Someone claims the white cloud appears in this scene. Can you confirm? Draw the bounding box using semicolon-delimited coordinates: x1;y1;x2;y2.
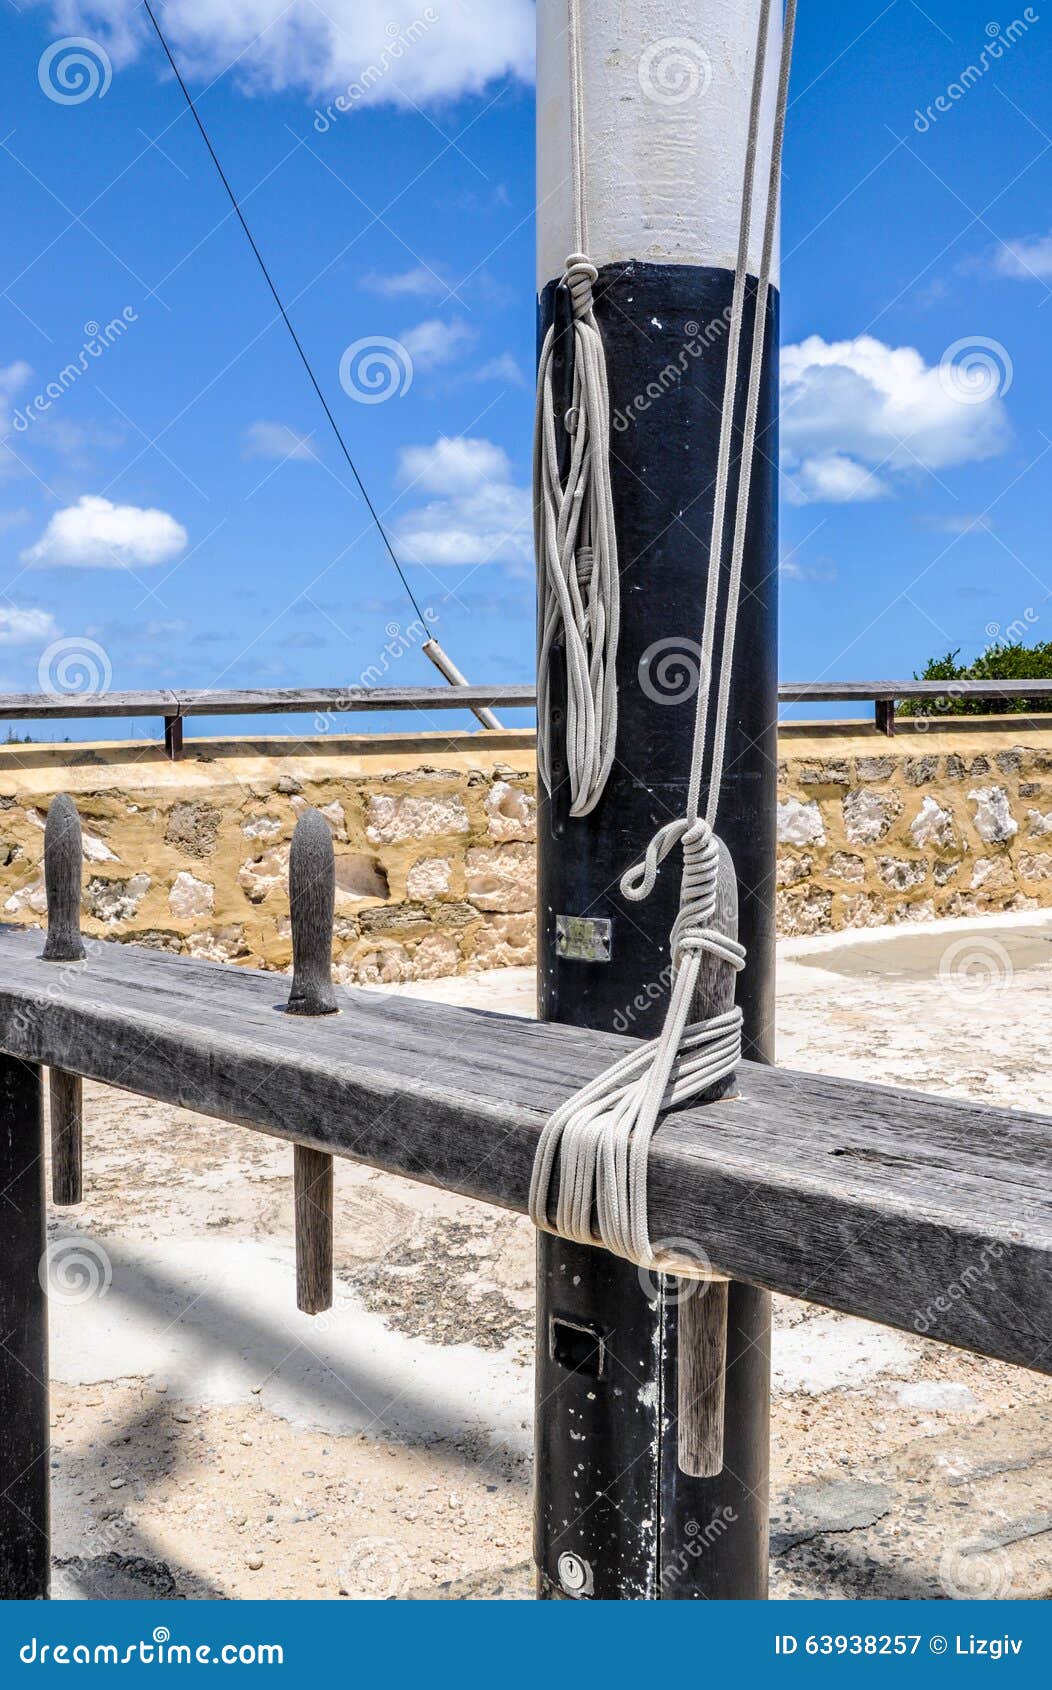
476;353;527;387
400;318;475;371
33;1;534;105
0;606;58;645
780;334;1010;504
243;420;317;461
362;267;450;299
396;436;531;570
992;232;1052;280
21;495;187;570
922;512;994;536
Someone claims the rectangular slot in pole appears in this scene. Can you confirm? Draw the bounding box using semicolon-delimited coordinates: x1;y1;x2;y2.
677;1279;729;1477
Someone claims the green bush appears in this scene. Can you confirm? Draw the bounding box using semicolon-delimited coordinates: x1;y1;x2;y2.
898;641;1052;717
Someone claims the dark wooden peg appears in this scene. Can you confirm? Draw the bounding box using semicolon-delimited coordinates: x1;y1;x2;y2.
675;835;739;1478
41;794;86;1207
286;808;338;1017
286;808;337;1315
41;793;85;963
49;1068;83;1207
294;1145;334;1316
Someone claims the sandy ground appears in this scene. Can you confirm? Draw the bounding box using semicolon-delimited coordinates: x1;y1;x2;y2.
42;910;1052;1601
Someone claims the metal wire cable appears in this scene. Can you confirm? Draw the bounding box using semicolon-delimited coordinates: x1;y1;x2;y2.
141;0;428;626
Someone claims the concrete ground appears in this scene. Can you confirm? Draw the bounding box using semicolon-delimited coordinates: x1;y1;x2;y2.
43;910;1051;1601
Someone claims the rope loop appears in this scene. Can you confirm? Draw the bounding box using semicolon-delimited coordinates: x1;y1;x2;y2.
563;252;598;318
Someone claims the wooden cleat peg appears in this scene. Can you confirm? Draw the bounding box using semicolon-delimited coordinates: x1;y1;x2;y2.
41;795;86;1206
286;809;337;1314
41;794;85;964
674;836;739;1478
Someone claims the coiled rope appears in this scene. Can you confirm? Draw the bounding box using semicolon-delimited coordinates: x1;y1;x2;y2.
530;0;797;1267
535;0;620;817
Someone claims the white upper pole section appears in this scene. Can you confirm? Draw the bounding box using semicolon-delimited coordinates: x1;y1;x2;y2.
537;0;782;289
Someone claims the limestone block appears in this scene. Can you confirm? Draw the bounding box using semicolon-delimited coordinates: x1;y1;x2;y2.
366;792;469;843
4;875;46;916
168;871;215;919
877;857;929;891
242;815;282;840
407;857;454;899
970;856;1015;892
840;893;887;929
909;796;955;850
472;913;536;968
777;796;825;847
776;887;832;936
968;786;1017;844
238;846;290;903
485;780;537;841
165;802;221;859
843;787;900;845
777;854;812;887
828;851;864;883
88;873;151;925
466;843;535;912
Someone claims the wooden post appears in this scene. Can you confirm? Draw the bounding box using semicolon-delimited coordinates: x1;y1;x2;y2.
286;809;337;1314
164;714;184;760
0;1057;50;1598
41;795;85;1208
534;0;779;1599
875;698;896;736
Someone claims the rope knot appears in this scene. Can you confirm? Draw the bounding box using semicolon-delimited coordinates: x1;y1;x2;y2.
575;545;594;589
563;253;598;318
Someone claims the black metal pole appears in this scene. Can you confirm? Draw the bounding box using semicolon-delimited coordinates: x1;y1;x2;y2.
0;1057;50;1599
534;259;778;1600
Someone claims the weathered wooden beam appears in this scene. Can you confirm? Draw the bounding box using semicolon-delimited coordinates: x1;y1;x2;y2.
0;927;1046;1371
164;714;184;760
41;794;85;1207
287;809;337;1315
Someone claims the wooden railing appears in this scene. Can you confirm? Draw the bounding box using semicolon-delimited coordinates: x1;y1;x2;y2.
1;678;1051;757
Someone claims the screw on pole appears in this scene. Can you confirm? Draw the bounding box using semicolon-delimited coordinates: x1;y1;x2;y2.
41;794;85;1207
286;808;337;1314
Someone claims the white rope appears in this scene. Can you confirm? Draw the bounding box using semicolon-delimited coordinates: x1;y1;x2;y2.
531;0;797;1268
535;0;620;817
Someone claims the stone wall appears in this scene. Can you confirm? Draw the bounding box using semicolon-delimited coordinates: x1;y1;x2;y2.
0;733;537;983
776;719;1052;936
3;717;1052;980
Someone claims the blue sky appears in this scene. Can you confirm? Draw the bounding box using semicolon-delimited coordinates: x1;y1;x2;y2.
1;0;1050;740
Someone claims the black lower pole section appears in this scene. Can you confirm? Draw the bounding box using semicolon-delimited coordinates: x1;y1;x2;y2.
534;262;777;1600
0;1058;50;1600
